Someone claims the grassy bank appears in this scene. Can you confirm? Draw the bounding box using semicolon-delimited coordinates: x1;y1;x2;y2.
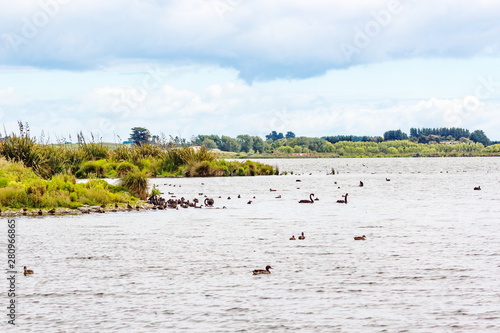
0;158;139;211
0;133;278;180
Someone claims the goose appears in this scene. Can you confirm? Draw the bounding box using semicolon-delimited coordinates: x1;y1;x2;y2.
336;193;348;204
24;266;34;275
253;265;273;275
289;235;296;240
354;235;366;240
48;208;56;214
299;193;315;203
298;232;305;240
474;186;481;190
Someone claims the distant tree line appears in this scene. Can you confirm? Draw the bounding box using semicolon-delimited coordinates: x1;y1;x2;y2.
127;127;494;154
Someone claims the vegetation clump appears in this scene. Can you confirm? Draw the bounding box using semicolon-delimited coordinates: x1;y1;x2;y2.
0;158;136;210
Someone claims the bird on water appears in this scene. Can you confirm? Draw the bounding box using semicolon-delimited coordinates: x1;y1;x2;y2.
253;265;273;275
24;266;34;275
299;193;315;203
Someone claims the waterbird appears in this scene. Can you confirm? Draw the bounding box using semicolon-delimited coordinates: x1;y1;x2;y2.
24;266;34;275
386;178;391;181
359;181;364;187
298;232;305;240
289;235;296;240
48;208;56;214
253;265;272;275
204;198;214;207
474;186;481;190
354;235;366;240
336;193;348;204
299;193;315;203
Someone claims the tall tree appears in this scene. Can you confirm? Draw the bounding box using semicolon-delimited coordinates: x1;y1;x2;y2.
129;127;151;146
285;131;296;139
470;130;490;146
383;129;408;141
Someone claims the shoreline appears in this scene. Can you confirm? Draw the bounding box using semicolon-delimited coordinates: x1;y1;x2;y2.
0;203;155;217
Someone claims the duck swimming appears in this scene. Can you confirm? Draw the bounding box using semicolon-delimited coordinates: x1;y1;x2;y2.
253;265;273;275
289;235;296;240
298;232;305;240
24;266;34;275
354;235;366;240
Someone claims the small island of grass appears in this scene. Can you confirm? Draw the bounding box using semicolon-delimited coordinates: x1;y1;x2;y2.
0;125;277;213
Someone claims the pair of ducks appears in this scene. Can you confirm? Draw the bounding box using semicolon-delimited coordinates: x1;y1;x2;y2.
253;233;367;275
289;232;305;240
254;231;306;274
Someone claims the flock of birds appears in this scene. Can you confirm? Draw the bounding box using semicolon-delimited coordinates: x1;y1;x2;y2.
22;178;484;277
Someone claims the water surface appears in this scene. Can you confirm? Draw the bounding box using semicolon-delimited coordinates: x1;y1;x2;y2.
5;157;500;332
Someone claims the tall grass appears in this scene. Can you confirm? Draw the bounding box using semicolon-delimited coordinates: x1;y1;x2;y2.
0;157;136;209
119;170;149;200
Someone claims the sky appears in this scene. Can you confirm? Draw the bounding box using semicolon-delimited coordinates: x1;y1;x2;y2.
1;0;499;143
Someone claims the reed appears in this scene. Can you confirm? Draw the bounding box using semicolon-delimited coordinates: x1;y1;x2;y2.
119;170;149;200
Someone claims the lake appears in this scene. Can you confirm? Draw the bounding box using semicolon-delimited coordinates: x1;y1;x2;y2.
5;157;500;332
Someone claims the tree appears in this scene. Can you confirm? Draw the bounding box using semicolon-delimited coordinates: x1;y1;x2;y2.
252;137;265;153
265;131;284;141
470;130;490;146
383;129;408;141
201;138;217;149
285;131;296;139
236;135;254;153
129;127;151;146
220;136;241;152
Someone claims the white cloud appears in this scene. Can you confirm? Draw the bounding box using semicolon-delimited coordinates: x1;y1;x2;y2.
1;0;499;81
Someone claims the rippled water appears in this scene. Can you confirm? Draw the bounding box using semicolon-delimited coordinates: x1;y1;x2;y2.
4;157;500;332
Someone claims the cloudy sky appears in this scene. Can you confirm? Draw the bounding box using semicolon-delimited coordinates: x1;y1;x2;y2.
1;0;499;143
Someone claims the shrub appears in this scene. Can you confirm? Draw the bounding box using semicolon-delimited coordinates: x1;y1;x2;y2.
116;161;139;177
120;170;149;200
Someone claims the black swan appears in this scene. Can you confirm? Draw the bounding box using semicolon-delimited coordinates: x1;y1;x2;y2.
299;193;315;203
337;193;348;204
